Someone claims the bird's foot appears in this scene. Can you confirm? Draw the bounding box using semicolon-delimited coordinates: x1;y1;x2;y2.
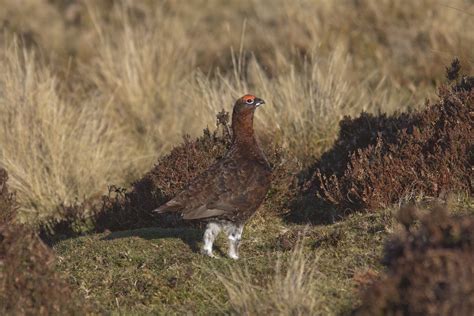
201;248;217;258
228;246;239;260
228;252;239;260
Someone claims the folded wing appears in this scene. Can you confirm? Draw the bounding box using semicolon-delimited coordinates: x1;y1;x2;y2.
153;156;248;220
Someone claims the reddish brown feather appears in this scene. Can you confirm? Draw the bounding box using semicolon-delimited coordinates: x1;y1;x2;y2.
154;96;271;223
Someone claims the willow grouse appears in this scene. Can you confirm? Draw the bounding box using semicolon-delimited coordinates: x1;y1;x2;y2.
153;94;271;259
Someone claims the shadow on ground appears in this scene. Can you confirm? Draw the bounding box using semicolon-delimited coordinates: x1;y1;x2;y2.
102;227;204;254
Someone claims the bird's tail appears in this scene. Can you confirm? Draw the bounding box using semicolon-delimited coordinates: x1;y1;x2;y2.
152;199;182;214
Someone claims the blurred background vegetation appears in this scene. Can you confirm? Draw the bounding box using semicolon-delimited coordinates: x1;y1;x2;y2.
0;0;472;224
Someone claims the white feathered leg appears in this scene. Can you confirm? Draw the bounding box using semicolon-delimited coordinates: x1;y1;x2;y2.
202;222;221;258
225;223;244;260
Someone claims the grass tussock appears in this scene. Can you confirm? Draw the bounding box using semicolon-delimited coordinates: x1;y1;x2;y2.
82;2;195;157
0;40;134;225
0;0;471;223
213;242;322;315
355;204;474;316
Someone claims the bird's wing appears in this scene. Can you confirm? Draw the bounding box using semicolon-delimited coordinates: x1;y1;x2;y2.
154;155;248;219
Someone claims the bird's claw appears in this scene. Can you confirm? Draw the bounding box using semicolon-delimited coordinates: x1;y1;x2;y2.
201;248;217;258
228;253;239;260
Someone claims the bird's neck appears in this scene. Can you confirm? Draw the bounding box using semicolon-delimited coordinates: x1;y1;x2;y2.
232;110;257;148
231;109;270;168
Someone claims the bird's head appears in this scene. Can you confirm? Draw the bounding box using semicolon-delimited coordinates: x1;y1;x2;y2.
231;94;265;143
233;94;265;115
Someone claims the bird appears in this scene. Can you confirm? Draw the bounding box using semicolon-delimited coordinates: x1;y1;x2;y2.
153;94;272;259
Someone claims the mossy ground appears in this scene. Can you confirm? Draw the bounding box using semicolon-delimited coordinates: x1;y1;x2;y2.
54;196;473;314
55;210;394;315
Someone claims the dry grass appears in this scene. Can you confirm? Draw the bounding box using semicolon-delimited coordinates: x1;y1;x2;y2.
0;0;472;223
213;241;323;315
0;40;133;224
82;2;194;157
189;46;383;160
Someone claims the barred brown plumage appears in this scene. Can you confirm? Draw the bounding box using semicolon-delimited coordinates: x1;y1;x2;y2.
153;94;271;259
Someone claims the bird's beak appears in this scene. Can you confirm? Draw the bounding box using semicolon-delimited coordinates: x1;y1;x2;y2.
254;98;265;107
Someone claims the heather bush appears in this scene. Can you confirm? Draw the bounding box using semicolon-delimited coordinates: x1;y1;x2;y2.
0;168;15;225
355;205;474;316
0;224;90;315
0;168;90;314
297;62;472;219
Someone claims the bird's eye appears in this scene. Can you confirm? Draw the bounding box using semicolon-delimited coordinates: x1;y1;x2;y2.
245;98;254;104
